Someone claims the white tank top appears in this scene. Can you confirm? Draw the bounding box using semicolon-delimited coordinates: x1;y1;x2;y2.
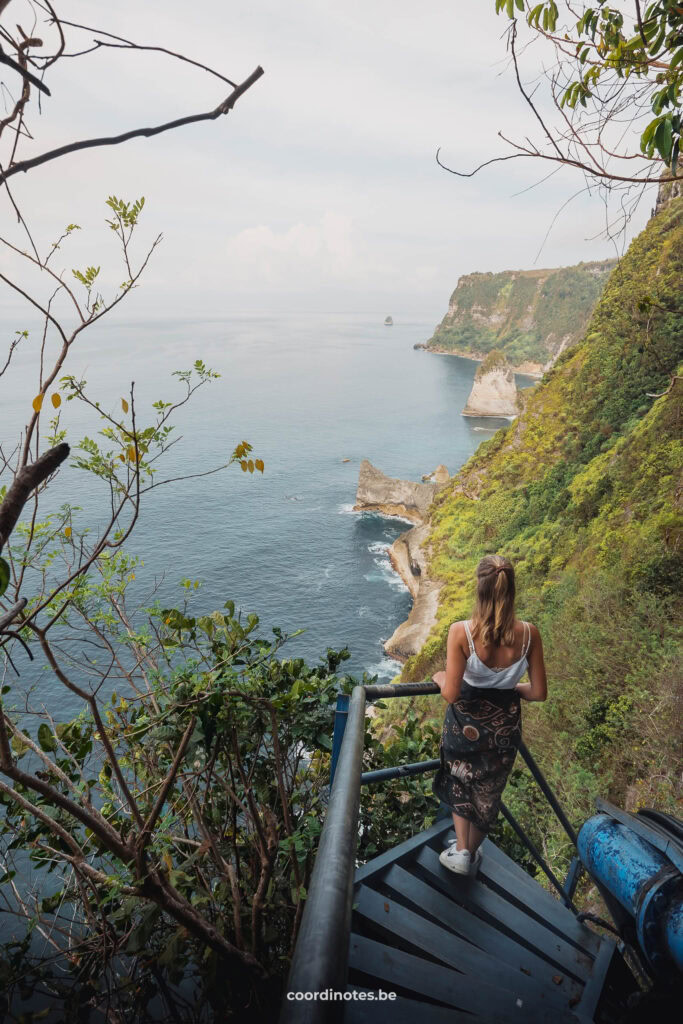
461;619;531;690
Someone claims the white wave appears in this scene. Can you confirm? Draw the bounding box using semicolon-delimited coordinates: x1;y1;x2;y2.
368;541;391;555
366;655;402;681
315;564;335;590
472;426;499;432
338;502;414;527
364;555;409;592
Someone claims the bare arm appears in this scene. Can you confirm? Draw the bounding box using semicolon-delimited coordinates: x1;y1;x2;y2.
432;622;467;704
516;624;547;702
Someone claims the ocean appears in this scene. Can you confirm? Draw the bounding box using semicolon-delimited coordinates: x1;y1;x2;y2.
5;311;529;712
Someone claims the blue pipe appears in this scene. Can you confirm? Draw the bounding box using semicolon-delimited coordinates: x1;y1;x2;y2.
578;813;683;974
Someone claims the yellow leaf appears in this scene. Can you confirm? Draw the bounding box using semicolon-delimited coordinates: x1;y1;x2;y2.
248;459;254;473
51;393;61;409
255;458;264;473
240;460;248;472
32;394;44;413
118;454;125;462
121;398;129;414
127;446;136;462
64;526;72;538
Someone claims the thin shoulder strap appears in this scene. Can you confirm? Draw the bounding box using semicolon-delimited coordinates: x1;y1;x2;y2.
463;620;475;657
522;621;531;658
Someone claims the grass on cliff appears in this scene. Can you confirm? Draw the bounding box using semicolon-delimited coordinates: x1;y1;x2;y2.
428;262;616;365
376;196;683;890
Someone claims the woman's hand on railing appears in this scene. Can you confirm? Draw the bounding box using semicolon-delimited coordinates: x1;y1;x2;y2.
432;671;446;690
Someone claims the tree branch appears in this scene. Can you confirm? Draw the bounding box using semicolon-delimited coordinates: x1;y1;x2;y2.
0;442;69;552
0;65;264;185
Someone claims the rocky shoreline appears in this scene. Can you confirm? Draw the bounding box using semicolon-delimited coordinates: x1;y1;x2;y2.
354;460;443;664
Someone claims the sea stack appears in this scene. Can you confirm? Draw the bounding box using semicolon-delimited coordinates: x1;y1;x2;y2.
462;350;519;418
354;460;441;523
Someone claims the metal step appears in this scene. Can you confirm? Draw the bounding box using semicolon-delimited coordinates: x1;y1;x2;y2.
344;829;616;1023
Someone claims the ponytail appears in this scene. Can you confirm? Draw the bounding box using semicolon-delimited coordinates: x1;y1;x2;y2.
470;555;515;647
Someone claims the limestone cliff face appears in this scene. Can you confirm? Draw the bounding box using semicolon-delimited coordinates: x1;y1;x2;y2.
383;525;442;662
424;259;615;370
353;461;448;661
462;350;519;418
422;464;450;484
353;460;441;523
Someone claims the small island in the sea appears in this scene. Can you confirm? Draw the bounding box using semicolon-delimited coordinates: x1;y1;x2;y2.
384;315;393;325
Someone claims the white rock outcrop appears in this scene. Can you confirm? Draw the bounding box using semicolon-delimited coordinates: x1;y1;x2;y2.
422;464;450;484
462;351;518;418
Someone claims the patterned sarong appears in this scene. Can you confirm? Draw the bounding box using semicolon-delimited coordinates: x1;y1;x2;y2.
432;682;522;834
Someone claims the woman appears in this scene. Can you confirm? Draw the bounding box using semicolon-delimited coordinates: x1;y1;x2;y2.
431;554;547;876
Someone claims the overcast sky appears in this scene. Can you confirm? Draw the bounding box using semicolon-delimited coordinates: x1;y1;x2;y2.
2;0;656;321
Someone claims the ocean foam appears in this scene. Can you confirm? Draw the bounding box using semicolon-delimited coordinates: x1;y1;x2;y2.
338;503;414;527
366;655;402;681
364;553;409;592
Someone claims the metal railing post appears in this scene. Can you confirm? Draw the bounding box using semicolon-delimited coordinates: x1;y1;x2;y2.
499;801;576;910
329;692;349;791
281;686;366;1024
518;741;578;847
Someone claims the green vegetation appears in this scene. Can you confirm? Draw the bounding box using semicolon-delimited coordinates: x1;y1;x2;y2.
496;1;683;176
391;193;682;885
426;261;615;366
475;348;512;376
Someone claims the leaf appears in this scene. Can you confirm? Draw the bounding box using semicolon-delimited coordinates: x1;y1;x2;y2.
64;526;72;538
51;393;61;408
38;724;57;753
255;458;265;473
127;446;137;462
0;557;10;597
121;398;129;413
240;460;248;472
248;459;254;473
654;117;673;162
32;394;44;413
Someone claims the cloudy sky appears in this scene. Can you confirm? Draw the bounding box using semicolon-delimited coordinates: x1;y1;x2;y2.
2;0;656;320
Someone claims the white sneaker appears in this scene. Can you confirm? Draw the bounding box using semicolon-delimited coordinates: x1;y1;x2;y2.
439;842;471;875
470;848;483;876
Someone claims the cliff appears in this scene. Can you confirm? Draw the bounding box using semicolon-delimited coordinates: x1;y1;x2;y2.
424;259;616;371
396;188;682;835
461;349;519;418
383;525;441;662
353;459;442;523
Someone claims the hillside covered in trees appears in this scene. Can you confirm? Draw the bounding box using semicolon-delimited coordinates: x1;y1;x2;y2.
425;259;616;371
395;190;682;869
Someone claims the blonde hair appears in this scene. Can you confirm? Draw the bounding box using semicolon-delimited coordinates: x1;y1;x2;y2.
470;554;515;647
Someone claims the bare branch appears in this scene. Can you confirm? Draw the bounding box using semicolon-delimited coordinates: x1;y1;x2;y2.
0;65;264;185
